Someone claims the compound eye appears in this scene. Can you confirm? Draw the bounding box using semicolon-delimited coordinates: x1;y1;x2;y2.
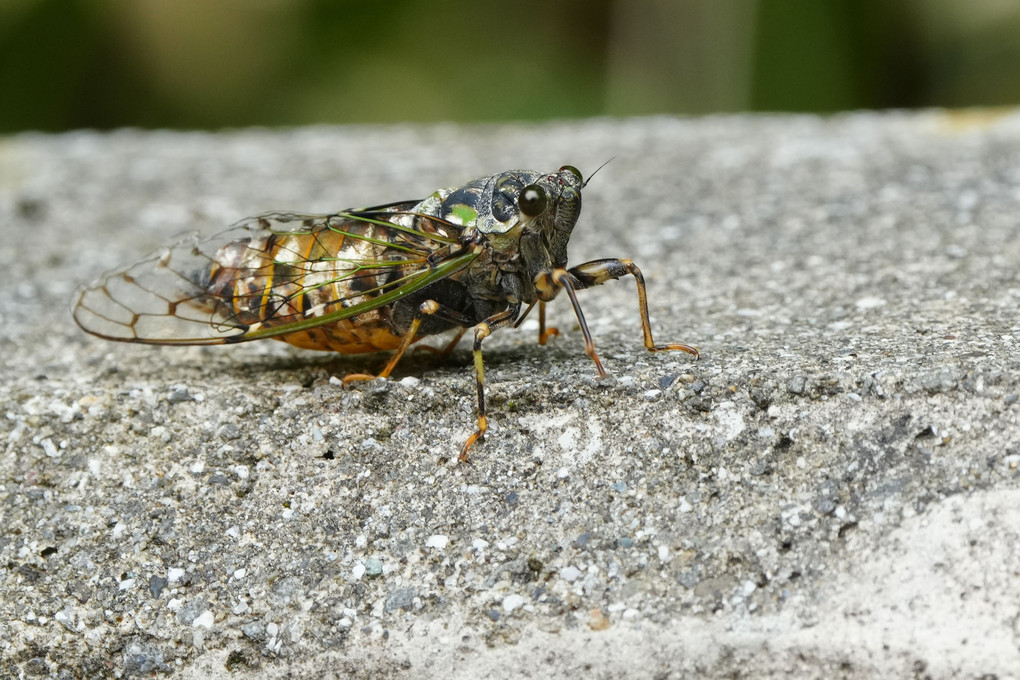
519;184;549;217
559;165;583;182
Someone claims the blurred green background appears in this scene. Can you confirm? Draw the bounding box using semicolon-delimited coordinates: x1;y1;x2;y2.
2;0;1019;133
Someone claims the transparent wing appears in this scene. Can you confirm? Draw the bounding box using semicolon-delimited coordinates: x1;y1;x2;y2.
71;209;476;345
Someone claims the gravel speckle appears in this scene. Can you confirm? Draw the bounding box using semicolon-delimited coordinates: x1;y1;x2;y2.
122;640;171;675
385;587;417;613
149;575;168;598
503;594;525;612
425;534;449;549
559;566;582;582
167;385;194;403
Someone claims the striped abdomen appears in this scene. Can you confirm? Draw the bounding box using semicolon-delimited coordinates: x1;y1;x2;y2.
203;216;412;353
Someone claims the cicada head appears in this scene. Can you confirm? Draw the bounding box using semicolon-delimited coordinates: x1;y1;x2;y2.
435;166;582;243
512;165;584;268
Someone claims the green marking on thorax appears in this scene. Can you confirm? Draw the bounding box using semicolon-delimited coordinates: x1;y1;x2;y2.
449;204;478;225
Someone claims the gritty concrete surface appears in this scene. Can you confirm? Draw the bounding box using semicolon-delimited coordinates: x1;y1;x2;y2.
1;112;1019;679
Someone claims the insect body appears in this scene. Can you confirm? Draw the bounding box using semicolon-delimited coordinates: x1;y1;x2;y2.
73;166;698;460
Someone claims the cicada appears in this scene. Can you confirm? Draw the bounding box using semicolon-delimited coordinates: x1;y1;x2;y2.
72;166;698;460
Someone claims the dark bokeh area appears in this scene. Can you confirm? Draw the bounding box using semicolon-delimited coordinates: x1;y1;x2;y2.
2;0;1019;133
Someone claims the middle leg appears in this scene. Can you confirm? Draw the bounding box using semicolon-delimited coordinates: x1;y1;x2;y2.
460;303;521;462
342;300;476;384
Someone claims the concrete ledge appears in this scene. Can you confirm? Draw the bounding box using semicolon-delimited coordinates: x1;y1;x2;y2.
2;112;1019;678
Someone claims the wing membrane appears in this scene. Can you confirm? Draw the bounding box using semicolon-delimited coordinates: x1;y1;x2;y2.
72;209;477;345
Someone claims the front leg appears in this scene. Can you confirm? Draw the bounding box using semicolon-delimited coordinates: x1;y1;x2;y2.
532;259;698;378
565;258;699;358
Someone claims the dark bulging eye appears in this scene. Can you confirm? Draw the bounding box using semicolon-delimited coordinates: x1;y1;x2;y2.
519;184;549;217
560;165;583;182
